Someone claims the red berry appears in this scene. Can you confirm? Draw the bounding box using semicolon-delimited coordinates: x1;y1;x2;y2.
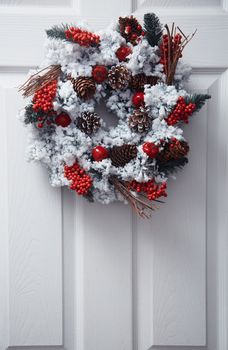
132;92;144;108
92;146;109;161
116;46;132;62
37;123;43;129
125;25;131;34
142;142;159;158
55;113;71;127
131;33;138;41
92;65;108;83
137;24;142;31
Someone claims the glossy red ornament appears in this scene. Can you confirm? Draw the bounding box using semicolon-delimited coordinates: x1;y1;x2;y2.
55;113;71;127
116;46;132;62
92;146;109;161
92;65;108;83
142;142;159;158
132;92;145;108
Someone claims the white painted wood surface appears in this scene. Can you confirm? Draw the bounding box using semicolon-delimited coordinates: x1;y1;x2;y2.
0;1;227;350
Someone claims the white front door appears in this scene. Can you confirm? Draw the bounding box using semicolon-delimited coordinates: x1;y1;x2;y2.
0;1;228;350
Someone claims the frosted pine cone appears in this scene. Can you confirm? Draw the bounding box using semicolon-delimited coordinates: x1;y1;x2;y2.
77;112;101;135
110;144;137;167
129;109;151;133
108;65;131;90
71;77;96;100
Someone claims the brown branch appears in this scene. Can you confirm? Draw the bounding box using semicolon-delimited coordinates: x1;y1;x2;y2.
164;25;197;85
19;64;61;97
110;176;158;219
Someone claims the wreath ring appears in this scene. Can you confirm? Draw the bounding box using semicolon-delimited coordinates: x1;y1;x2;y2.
19;13;210;218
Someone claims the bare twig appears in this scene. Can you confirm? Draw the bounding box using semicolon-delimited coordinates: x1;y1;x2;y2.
163;25;197;85
19;64;61;97
110;176;159;219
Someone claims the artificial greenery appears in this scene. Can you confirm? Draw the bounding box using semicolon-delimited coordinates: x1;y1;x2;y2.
187;94;211;112
157;157;188;176
143;13;162;47
24;105;42;124
46;24;71;40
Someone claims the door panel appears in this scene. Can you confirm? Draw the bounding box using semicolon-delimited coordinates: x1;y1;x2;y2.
0;1;227;350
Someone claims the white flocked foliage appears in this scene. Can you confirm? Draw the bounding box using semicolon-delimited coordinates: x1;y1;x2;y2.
19;19;192;204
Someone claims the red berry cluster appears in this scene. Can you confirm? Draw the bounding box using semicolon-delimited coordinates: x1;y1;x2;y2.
33;80;57;113
128;179;167;201
65;27;100;47
160;33;182;66
64;162;92;195
166;96;196;125
125;24;145;45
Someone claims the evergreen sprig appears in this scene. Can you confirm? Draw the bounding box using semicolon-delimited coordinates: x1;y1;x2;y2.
46;24;71;40
157;157;188;176
143;13;162;47
24;104;43;125
186;93;211;112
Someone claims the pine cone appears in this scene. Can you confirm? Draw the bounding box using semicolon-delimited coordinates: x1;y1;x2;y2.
146;75;159;86
130;74;147;90
130;74;159;90
129;109;151;133
77;112;101;135
71;77;96;100
108;65;131;90
119;16;143;45
110;144;137;167
158;140;189;162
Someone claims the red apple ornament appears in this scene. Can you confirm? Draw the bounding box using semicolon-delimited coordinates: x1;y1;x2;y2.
55;113;71;127
142;142;159;158
132;92;144;108
92;146;109;161
92;65;108;83
116;46;132;62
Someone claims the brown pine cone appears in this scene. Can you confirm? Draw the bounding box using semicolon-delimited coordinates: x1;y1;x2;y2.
119;16;143;45
130;74;147;90
77;112;101;135
130;74;159;90
71;77;96;100
159;140;189;162
146;75;159;86
129;109;151;133
110;144;137;167
108;65;131;90
130;73;158;91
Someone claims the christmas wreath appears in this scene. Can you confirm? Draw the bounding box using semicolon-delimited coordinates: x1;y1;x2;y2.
19;13;210;218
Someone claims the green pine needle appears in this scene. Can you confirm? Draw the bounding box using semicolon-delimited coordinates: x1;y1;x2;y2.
143;13;162;47
186;93;211;112
157;157;188;176
24;105;42;124
46;24;71;40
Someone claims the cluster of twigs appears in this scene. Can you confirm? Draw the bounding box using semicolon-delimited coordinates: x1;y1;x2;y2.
110;176;164;219
163;24;197;85
19;64;61;97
